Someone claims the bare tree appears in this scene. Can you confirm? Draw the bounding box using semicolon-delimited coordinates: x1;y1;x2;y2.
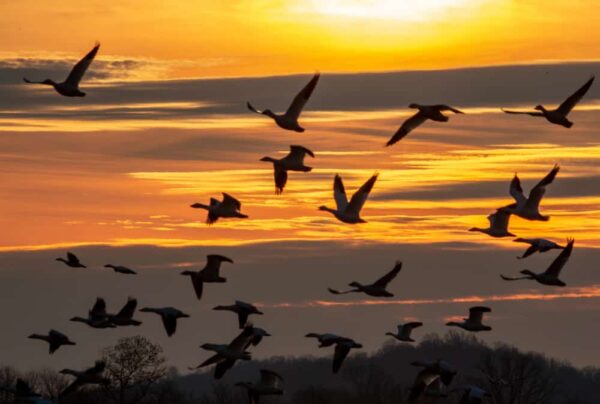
101;335;168;404
24;367;70;399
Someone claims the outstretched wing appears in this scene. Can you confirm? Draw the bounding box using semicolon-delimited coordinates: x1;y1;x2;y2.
526;165;559;210
347;173;378;215
327;287;358;295
60;379;83;397
90;298;107;318
332;343;351;373
86;361;106;376
190;277;204;300
162;315;177;337
409;369;440;402
286;73;320;119
288;145;315;163
488;210;511;232
544;238;574;277
214;358;236;379
386;112;427;146
557;76;595;115
116;298;137;319
333;175;348;211
500;274;529;281
274;165;288;195
221;193;242;211
65;43;100;86
67;252;80;264
434;104;464;114
509;174;527;205
518;245;539;259
501;108;544;116
468;306;491;324
204;254;232;277
373;261;402;288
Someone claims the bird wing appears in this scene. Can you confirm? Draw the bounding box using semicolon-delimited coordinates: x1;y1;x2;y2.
518;245;539;259
434;104;464;114
190;277;204;300
501;108;544;116
333;175;349;211
247;101;265;115
373;261;402;288
544;238;574;277
221;193;242;210
409;370;440;402
260;369;283;388
90;298;107;318
237;312;249;329
332;343;351;373
285;73;320;119
289;145;315;162
229;326;254;351
60;379;83;397
116;298;137;319
468;306;491;324
406;322;423;329
488;210;511;232
86;361;106;376
557;76;595;115
386;112;427;146
162;315;177;337
500;274;529;281
347;173;378;215
204;254;231;277
526;165;559;210
509;174;527;205
274;165;288;195
65;43;100;87
214;358;236;379
327;287;358;295
197;353;223;368
67;252;80;264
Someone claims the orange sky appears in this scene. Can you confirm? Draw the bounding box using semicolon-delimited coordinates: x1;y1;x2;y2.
1;0;600;78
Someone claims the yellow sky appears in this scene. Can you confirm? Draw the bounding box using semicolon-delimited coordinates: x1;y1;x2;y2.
1;0;600;78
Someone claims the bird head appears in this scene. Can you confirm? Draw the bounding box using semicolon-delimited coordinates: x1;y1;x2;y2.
408;103;420;109
180;270;194;276
348;281;361;288
260;156;276;163
534;105;545;111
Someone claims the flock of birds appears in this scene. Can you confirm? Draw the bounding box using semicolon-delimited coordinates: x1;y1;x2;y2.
9;42;596;404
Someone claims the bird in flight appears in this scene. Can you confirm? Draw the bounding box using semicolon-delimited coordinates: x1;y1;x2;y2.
446;306;492;332
513;238;565;259
409;360;457;402
104;264;137;275
500;165;560;221
181;254;233;300
247;73;320;132
386;104;464;146
56;252;87;268
468;209;515;238
319;173;378;224
501;238;575;286
24;43;100;97
502;76;595;128
236;369;284;404
139;306;190;337
386;322;423;343
328;261;402;297
70;297;115;329
261;145;314;194
213;300;264;329
59;360;110;398
28;329;76;354
191;193;248;225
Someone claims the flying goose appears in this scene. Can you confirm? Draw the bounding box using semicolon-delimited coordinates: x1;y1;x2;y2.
386;322;423;343
139;307;190;337
181;254;233;300
56;252;86;268
409;360;457;402
60;360;110;397
191;193;248;225
261;145;315;194
236;369;284;404
502;76;595;128
247;73;320;132
24;43;100;97
319;173;378;224
451;385;492;404
514;237;565;259
193;326;256;379
28;329;76;354
70;297;115;329
468;209;515;238
386;104;464;146
328;261;402;297
501;238;574;286
500;165;560;221
213;300;263;329
107;297;142;326
304;333;347;347
446;306;492;332
104;264;137;275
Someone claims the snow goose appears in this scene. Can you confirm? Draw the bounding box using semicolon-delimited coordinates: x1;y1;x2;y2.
304;333;347;347
108;297;142;326
181;254;233;300
247;73;320;132
213;300;263;329
70;297;115;329
56;252;86;268
261;145;314;194
24;43;100;97
306;334;362;373
502;76;594;128
386;321;423;343
514;237;565;259
500;165;560;221
451;385;491;404
28;329;76;354
328;261;402;297
60;360;110;397
193;326;256;379
446;306;492;332
104;264;137;275
139;306;189;337
469;209;515;238
236;369;284;403
319;173;378;224
409;360;457;402
191;193;248;225
501;238;574;286
386;104;464;146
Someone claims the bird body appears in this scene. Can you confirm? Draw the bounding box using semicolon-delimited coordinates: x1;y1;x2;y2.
319;173;378;224
409;360;457;402
104;264;137;274
140;307;189;336
514;237;565;259
236;369;284;404
181;254;233;300
56;252;86;268
469;209;515;238
108;297;142;326
70;297;116;328
387;104;463;146
261;145;314;194
191;193;247;224
28;329;75;354
213;300;263;328
328;261;402;297
500;165;559;221
446;306;492;332
60;361;110;397
386;322;423;342
306;333;362;373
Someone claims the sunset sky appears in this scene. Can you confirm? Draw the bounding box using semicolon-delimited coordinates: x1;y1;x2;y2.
1;0;599;373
